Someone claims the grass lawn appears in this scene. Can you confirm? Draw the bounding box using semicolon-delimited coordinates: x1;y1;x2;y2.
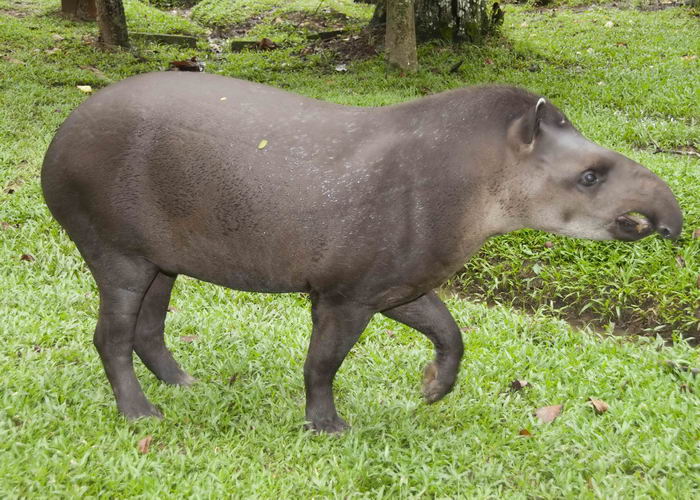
1;0;699;496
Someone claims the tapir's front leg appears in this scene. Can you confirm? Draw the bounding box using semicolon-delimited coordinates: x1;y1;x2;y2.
382;291;464;403
304;295;373;433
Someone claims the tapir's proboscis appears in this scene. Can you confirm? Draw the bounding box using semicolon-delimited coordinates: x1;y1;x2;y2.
42;73;682;432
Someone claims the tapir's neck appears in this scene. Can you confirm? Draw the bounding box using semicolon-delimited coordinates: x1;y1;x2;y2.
372;92;526;252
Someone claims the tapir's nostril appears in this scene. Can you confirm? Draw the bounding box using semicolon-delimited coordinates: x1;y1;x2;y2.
658;226;672;239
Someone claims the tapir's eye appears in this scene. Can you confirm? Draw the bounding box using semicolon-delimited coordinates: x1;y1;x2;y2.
579;170;598;187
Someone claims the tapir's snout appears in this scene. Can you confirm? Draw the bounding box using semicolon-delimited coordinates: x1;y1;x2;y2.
609;167;683;242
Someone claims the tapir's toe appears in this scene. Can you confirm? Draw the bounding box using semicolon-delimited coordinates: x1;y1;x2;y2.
165;372;197;387
305;415;349;434
120;401;163;421
422;362;453;403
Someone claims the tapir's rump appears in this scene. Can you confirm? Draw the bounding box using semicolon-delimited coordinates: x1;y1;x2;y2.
42;72;681;431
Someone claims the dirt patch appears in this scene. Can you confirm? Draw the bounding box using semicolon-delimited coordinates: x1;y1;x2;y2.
0;8;30;18
449;258;700;343
211;10;275;38
281;9;351;32
298;24;383;64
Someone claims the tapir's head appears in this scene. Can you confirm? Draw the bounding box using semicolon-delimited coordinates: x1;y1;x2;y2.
503;97;682;241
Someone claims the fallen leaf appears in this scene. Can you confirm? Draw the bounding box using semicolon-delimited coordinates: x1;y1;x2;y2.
52;34;64;41
484;58;494;65
76;85;92;93
675;255;686;268
180;335;198;342
257;139;268;150
4;56;25;64
544;241;554;249
510;379;529;391
80;65;107;80
615;42;628;47
137;435;153;454
20;253;35;262
1;221;15;230
681;55;697;61
258;37;277;50
518;428;532;436
169;57;204;72
692;228;700;239
588;398;609;415
535;404;562;423
335;64;348;72
385;329;395;337
4;179;23;194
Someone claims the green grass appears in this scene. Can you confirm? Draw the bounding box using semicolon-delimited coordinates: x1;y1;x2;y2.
1;0;700;496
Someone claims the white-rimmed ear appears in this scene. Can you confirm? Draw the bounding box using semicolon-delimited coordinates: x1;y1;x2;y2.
519;97;547;145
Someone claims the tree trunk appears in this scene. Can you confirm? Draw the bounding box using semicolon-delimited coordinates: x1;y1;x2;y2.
96;0;129;48
61;0;97;20
414;0;501;43
385;0;418;72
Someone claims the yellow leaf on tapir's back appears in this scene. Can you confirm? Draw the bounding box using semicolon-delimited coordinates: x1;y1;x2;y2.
257;139;268;150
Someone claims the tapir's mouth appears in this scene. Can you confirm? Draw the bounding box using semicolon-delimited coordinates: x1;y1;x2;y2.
612;211;655;241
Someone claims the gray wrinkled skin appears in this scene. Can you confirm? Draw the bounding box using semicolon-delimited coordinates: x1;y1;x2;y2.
42;72;682;432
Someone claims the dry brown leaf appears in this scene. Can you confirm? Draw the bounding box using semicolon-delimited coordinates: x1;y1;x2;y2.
80;65;107;80
137;435;153;454
20;253;35;262
258;37;277;50
510;380;529;391
385;329;395;337
675;255;686;268
535;404;562;423
519;428;532;436
1;221;14;230
169;57;203;72
681;55;698;61
180;335;198;342
484;58;494;65
544;241;554;249
4;56;25;64
588;398;609;415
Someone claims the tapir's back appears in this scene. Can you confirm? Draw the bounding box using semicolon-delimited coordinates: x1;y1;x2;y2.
41;73;394;292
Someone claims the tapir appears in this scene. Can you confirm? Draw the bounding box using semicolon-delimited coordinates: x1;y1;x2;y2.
42;72;682;432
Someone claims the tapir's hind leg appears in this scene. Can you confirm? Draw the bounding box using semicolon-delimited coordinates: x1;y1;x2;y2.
382;291;464;403
134;272;196;386
91;254;163;420
304;295;373;433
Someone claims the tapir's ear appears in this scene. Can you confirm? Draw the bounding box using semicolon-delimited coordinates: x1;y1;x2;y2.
518;97;547;145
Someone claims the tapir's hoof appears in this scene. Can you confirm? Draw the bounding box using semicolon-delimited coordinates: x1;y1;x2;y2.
422;362;453;404
167;372;197;387
305;415;349;434
121;402;163;421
